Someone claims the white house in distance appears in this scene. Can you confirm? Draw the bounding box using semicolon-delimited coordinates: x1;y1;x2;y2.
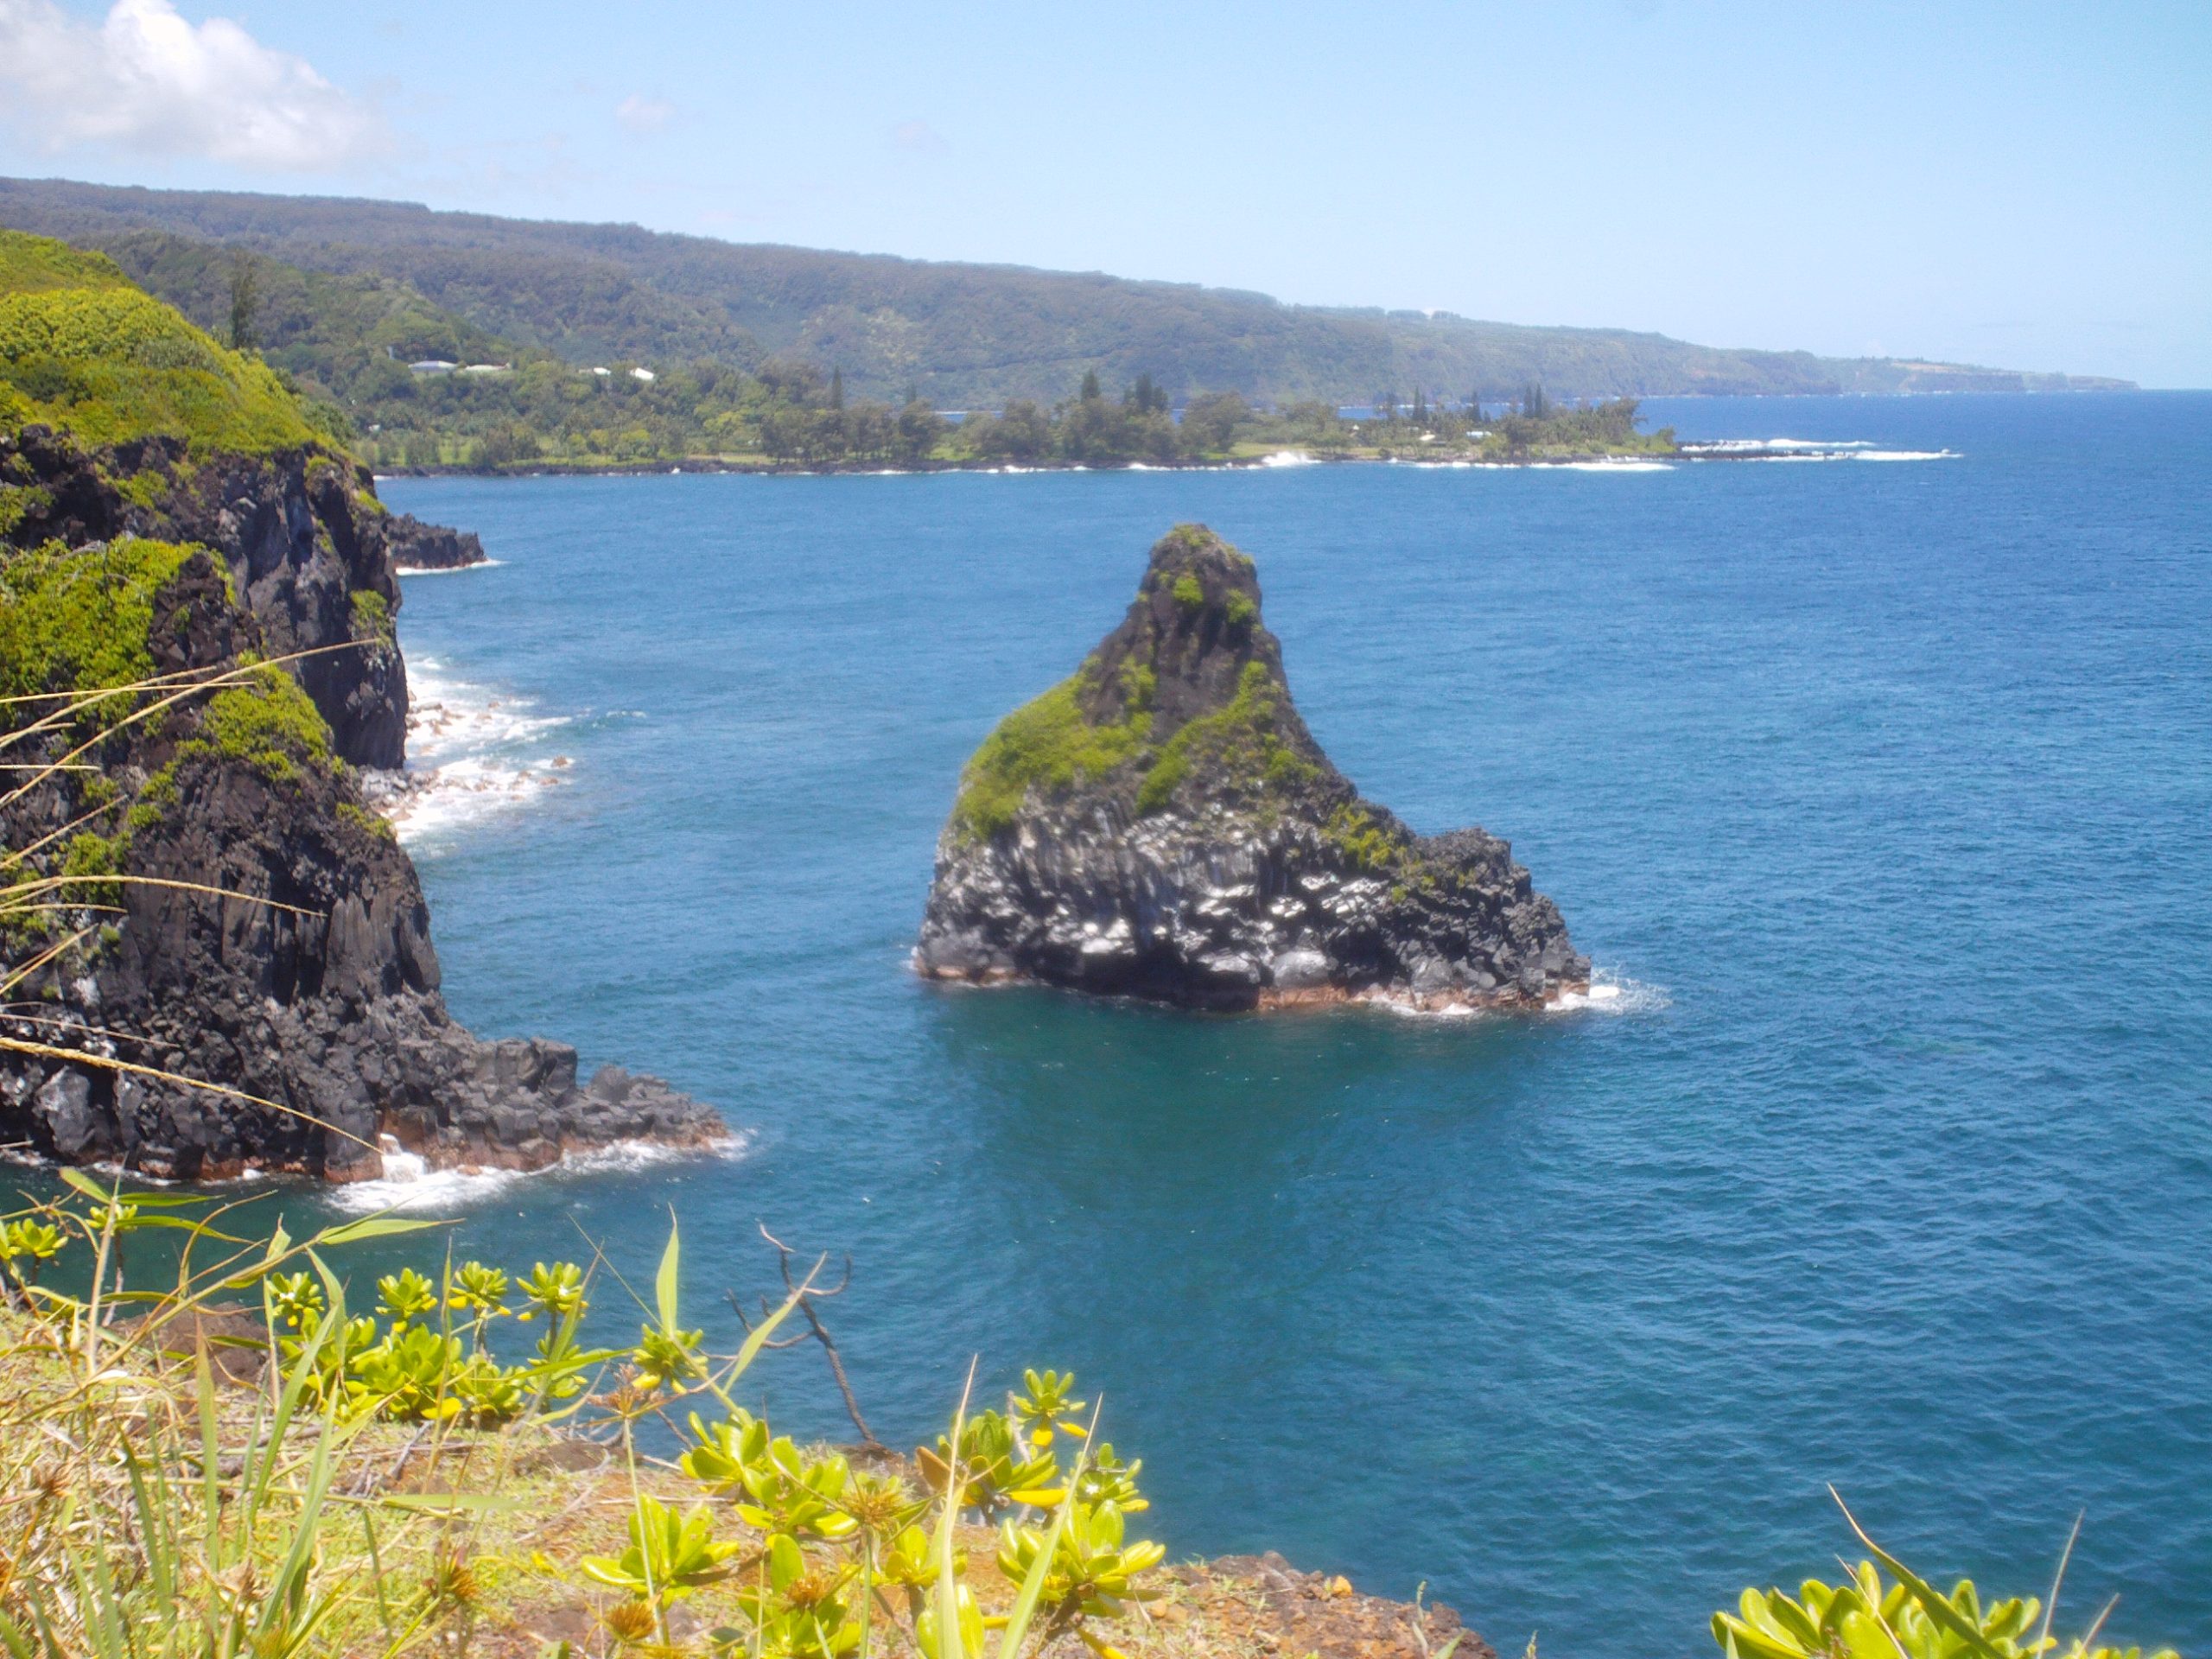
630;366;657;383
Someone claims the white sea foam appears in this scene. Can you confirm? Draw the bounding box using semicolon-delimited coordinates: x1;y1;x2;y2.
1260;449;1318;467
395;559;506;576
1680;437;1957;464
1686;437;1873;454
363;658;577;844
1369;995;1486;1021
326;1133;751;1215
1547;973;1669;1015
1350;969;1665;1020
1558;459;1675;473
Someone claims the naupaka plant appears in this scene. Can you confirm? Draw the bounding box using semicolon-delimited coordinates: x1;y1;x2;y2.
1715;1498;2177;1659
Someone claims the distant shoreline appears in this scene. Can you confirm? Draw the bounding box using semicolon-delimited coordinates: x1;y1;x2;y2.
374;441;1960;481
377;448;1679;480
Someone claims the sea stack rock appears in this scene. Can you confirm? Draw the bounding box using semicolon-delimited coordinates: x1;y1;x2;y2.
916;524;1589;1011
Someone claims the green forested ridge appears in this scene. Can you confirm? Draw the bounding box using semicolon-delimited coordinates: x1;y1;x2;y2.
0;176;2133;410
3;226;1675;472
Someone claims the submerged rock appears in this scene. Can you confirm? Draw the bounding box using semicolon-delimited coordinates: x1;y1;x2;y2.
916;524;1588;1012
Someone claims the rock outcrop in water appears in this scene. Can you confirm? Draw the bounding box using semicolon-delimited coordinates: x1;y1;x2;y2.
0;423;722;1180
385;512;488;571
916;525;1588;1011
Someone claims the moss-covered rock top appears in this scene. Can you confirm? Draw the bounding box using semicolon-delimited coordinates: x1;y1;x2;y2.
0;230;334;455
950;524;1357;842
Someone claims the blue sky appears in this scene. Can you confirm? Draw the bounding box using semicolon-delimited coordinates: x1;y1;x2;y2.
1;1;2206;385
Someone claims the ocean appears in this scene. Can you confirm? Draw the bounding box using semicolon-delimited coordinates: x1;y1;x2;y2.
351;392;2210;1657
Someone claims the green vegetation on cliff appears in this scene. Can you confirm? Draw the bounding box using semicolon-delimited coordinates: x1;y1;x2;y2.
952;660;1155;841
0;230;336;454
0;534;203;704
952;528;1342;840
194;663;334;783
1135;658;1319;815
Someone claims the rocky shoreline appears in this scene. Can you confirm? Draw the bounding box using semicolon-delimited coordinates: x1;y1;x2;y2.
383;508;489;569
0;421;724;1181
918;524;1587;1013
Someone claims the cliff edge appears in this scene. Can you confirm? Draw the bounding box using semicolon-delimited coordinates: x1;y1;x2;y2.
917;524;1587;1011
0;229;721;1179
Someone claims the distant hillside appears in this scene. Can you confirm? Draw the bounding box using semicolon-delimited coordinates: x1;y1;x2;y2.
0;176;2134;405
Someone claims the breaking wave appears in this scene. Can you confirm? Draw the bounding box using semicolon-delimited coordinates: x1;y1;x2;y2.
326;1133;753;1215
360;658;578;847
394;559;505;575
1680;437;1958;463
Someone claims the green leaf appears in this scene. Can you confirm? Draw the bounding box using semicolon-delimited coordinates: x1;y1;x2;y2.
59;1166;112;1201
318;1215;444;1248
997;1430;1090;1659
111;1214;243;1236
1836;1497;2012;1659
655;1214;681;1333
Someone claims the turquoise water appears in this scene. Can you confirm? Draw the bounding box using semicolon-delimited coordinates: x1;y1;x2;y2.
365;394;2211;1657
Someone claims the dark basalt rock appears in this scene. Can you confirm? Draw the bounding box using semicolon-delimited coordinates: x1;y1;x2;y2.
1;424;409;767
385;512;487;571
916;524;1588;1012
0;430;724;1180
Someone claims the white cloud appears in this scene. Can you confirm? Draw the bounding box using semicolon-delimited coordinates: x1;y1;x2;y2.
615;95;674;135
0;0;387;171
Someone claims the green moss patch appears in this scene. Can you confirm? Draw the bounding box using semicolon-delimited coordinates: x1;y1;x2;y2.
59;829;128;907
350;588;393;640
1135;659;1320;816
0;537;204;716
191;664;333;784
335;800;396;842
950;663;1155;841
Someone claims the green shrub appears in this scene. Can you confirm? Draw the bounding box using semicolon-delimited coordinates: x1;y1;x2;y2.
1171;573;1204;610
193;664;334;783
1717;1523;2177;1659
1324;802;1406;872
349;587;393;640
951;665;1153;841
0;229;330;454
0;536;202;713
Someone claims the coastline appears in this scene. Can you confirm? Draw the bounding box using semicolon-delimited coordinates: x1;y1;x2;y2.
377;447;1685;481
372;433;1968;484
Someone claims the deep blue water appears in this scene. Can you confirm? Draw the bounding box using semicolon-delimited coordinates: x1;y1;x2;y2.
356;394;2210;1658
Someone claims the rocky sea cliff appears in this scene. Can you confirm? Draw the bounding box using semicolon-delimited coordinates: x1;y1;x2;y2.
0;421;720;1180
